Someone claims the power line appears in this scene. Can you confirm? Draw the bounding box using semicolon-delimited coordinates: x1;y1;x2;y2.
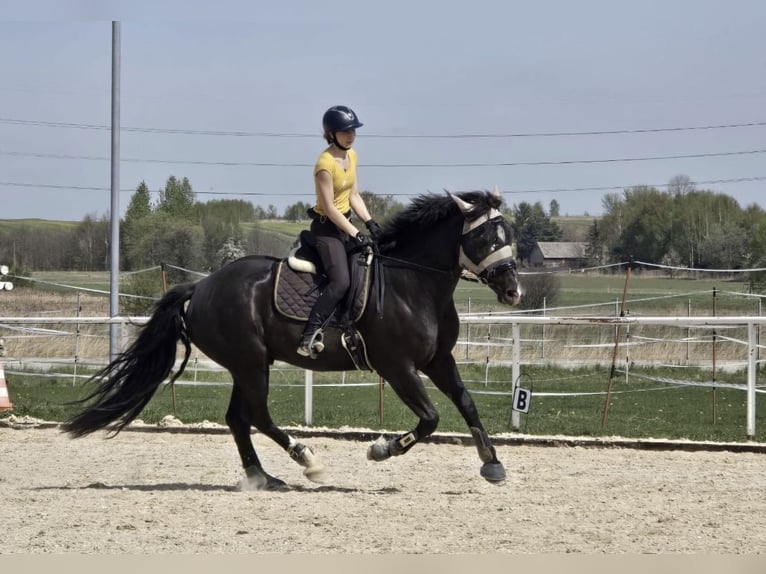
1;116;766;139
2;148;766;168
494;176;766;195
1;176;764;198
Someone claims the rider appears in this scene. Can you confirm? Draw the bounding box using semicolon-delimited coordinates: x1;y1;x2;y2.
297;105;383;358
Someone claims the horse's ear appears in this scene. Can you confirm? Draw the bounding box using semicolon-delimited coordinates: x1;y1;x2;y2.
448;192;474;214
489;185;503;209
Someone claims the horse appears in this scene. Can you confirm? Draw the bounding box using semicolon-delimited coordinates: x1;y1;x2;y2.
62;190;522;490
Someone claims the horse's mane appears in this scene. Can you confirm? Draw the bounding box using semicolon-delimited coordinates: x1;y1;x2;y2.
380;191;502;245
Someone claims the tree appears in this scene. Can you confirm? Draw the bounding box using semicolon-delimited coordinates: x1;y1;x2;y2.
194;199;253;269
216;237;246;268
549;199;560;217
612;186;673;264
66;213;110;271
585;220;606;265
122;182;153;269
359;191;404;222
283;201;312;222
124;181;152;224
670;190;746;268
157;176;195;220
511;201;562;265
668;174;695;196
193;199;255;223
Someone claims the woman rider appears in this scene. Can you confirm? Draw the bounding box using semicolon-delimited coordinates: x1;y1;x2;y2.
297;105;383;357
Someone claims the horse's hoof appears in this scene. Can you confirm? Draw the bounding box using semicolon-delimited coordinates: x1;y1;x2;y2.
265;476;290;491
240;467;288;491
367;438;391;462
480;462;507;484
303;464;327;483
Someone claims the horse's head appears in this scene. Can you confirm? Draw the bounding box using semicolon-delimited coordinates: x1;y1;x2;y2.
450;191;523;306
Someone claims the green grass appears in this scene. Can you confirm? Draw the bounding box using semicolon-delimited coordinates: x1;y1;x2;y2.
5;363;765;443
0;219;78;232
454;272;757;315
242;220;307;238
31;271;111;293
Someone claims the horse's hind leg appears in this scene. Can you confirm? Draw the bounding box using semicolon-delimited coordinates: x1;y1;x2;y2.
226;384;288;491
421;355;506;484
229;368;326;487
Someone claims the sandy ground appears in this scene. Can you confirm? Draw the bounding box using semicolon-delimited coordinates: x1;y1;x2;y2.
2;423;766;554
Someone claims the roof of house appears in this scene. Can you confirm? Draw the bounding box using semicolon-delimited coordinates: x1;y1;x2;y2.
535;241;588;259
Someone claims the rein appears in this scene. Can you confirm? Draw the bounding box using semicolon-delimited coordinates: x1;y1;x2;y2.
375;252;452;276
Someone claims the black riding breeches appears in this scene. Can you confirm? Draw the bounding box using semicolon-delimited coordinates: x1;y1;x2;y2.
311;218;350;310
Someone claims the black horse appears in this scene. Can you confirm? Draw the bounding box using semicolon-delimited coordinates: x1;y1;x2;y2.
63;191;522;489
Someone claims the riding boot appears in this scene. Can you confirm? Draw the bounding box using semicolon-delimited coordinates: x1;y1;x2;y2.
297;297;335;358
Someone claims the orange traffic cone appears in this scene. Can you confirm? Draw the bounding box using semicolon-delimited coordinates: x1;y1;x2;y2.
0;362;13;411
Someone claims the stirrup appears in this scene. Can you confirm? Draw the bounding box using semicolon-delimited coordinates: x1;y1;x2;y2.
341;328;372;371
297;329;324;359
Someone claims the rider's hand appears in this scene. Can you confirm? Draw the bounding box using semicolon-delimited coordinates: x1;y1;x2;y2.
365;219;384;241
355;232;374;248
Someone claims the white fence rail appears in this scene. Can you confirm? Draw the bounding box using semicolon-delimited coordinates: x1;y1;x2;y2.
2;314;765;436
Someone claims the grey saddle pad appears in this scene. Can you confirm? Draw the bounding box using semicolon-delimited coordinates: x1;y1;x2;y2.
273;259;370;323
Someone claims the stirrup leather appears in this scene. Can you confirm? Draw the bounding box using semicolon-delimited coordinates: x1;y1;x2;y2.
341;328;372;371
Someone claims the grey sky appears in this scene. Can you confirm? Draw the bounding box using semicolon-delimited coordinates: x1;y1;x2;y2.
1;0;765;221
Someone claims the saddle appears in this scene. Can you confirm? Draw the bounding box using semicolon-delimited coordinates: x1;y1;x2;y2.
273;230;374;370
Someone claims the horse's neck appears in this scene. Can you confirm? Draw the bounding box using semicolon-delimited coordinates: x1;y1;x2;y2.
387;219;462;271
384;220;463;303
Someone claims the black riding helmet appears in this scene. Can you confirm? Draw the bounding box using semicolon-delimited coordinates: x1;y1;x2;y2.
322;105;363;133
323;106;362;150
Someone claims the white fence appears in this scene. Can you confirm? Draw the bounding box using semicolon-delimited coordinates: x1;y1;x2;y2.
1;314;765;437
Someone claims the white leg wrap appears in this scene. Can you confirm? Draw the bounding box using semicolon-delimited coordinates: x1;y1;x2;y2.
288;439;326;483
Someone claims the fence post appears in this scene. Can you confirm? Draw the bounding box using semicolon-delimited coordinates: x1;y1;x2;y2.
747;322;757;438
73;292;81;386
305;369;313;426
510;321;521;430
541;297;546;360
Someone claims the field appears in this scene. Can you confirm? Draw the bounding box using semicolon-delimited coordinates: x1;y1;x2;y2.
2;268;765;443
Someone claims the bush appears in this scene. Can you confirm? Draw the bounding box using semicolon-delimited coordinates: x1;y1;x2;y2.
519;272;561;311
121;269;164;315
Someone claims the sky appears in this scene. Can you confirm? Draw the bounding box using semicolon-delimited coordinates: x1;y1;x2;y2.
1;0;765;221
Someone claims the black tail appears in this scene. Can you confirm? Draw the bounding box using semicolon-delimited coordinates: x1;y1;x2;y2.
62;283;196;437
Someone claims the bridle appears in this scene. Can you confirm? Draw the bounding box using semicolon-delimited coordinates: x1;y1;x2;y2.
371;207;517;283
360;207;516;314
458;208;517;285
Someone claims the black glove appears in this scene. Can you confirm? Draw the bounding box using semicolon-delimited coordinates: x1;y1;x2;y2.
355;232;374;248
365;219;383;240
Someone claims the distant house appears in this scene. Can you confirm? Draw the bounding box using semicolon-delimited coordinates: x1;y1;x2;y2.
529;241;588;268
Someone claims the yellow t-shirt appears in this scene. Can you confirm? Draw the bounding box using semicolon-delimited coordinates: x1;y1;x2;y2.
313;148;357;215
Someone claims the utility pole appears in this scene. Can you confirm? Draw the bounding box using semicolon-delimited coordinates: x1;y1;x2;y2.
109;21;121;361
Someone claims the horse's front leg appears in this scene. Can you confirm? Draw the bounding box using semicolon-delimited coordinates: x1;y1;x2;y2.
367;431;419;461
366;367;439;462
422;355;507;484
